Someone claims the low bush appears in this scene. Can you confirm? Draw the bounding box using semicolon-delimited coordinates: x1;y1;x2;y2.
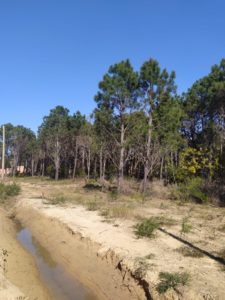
171;177;208;204
134;218;159;238
84;180;102;191
156;271;190;294
181;217;192;234
0;182;21;201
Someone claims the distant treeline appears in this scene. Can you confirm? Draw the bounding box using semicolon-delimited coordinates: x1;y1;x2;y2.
1;58;225;197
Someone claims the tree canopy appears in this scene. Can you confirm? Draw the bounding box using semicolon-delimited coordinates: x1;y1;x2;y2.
1;57;225;202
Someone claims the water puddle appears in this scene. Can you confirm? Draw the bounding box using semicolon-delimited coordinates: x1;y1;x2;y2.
16;224;99;300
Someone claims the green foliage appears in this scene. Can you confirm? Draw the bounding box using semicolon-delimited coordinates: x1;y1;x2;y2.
2;58;225;200
84;180;102;191
46;165;55;179
156;271;190;294
172;177;208;204
183;59;225;182
0;183;20;201
134;218;159;238
108;189;118;201
181;217;192;234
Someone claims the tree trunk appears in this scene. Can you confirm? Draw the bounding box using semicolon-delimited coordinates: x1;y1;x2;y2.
118;122;125;193
54;137;60;180
93;157;97;178
72;143;78;179
87;148;91;179
160;156;164;181
41;160;45;177
143;111;153;192
82;148;85;172
12;152;19;177
99;146;103;180
103;155;106;180
31;156;35;177
171;152;176;182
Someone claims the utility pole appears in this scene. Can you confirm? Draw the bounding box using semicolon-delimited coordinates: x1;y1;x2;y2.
1;125;5;180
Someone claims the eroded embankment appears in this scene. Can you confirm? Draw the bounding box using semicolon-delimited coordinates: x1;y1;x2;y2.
14;202;149;300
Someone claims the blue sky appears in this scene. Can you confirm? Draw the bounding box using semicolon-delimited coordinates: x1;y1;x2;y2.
0;0;224;132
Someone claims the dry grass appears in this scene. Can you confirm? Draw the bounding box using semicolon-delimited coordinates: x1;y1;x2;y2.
217;249;225;260
176;246;204;258
100;204;134;219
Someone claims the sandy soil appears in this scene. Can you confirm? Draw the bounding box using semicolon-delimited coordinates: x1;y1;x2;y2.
0;207;51;300
11;181;225;300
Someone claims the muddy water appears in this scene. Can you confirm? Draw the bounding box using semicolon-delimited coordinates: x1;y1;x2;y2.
16;225;99;300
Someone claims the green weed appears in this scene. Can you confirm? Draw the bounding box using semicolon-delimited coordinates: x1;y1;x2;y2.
134;218;159;238
0;183;20;201
156;271;190;294
181;217;192;234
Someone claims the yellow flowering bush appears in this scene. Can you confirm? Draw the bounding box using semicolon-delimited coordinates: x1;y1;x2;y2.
179;147;218;178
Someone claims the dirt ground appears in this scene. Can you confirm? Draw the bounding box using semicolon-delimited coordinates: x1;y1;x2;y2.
11;181;225;299
0;207;51;300
8;178;225;300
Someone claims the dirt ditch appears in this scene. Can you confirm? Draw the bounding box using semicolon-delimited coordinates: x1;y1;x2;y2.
14;204;147;300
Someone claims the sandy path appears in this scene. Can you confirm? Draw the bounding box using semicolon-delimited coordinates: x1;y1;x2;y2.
0;207;51;300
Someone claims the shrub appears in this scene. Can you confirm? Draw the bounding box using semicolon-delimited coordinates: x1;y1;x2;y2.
171;177;208;204
0;183;21;201
156;271;190;294
134;218;159;238
84;180;102;191
108;188;118;201
181;217;192;234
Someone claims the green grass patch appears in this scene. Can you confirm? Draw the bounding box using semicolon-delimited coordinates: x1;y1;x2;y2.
0;182;21;201
84;180;102;191
134;218;159;238
181;217;192;234
156;271;190;294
